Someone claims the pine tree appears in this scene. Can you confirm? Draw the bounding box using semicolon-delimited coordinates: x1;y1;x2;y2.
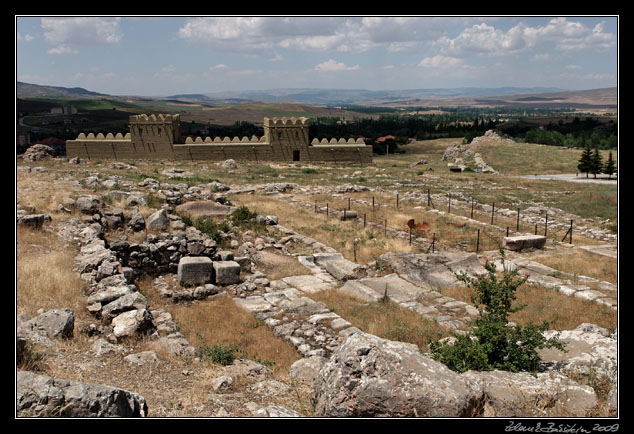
604;152;616;179
577;145;593;178
590;147;604;179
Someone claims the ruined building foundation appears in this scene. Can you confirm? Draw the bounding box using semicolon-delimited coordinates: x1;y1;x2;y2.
65;114;373;164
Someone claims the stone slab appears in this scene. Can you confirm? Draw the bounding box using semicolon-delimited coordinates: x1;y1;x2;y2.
177;256;213;286
503;235;547;251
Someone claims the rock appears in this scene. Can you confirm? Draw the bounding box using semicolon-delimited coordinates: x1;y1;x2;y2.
101;292;149;320
17;214;51;229
177;256;213;286
22;144;56;161
379;252;487;289
289;356;328;385
221;159;237;170
16;371;148;417
213;260;241;285
313;252;360;281
111;308;155;339
76;195;102;214
124;350;159;366
254;406;304;417
103;209;125;230
313;331;483;417
175;200;235;219
539;323;617;381
18;308;74;339
463;370;598;417
146;209;169;231
503;235;547;251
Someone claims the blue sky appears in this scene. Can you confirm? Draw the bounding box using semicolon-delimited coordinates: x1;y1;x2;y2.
15;16;619;96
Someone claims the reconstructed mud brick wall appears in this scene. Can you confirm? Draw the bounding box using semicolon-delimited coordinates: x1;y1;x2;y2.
66;114;373;164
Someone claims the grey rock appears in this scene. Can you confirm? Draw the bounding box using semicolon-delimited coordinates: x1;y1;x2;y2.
17;371;148;417
313;331;483;417
213;260;241;285
19;308;74;340
146;209;169;231
177;256;213;286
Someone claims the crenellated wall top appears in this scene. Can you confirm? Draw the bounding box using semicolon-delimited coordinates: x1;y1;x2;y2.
184;135;267;145
311;138;366;145
263;117;309;127
130;113;180;123
75;132;131;140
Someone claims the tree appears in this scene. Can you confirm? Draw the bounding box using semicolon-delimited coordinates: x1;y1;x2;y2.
603;152;616;179
590;147;604;179
430;252;566;373
577;145;593;178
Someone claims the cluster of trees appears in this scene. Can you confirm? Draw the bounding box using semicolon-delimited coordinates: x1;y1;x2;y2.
577;146;617;179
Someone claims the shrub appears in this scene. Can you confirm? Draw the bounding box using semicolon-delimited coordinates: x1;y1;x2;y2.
197;344;237;366
430;251;566;373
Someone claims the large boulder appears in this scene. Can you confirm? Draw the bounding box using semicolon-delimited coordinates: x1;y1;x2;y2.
16;371;148;417
146;209;169;231
313;331;483;417
18;308;74;340
503;235;547;251
463;370;598;417
177;256;213;286
175;200;235;220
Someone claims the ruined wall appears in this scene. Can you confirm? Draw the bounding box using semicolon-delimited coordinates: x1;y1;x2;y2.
66;115;373;164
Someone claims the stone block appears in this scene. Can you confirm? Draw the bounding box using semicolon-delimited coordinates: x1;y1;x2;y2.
213;260;241;285
177;256;213;286
503;235;547;251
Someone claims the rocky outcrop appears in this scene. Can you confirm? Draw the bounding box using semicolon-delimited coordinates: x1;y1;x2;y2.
17;371;148;417
313;331;484;417
378;252;487;290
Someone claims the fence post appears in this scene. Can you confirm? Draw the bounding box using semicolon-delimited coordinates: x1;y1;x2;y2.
471;198;474;219
409;226;412;245
544;212;548;237
326;203;329;218
506;227;509;237
491;202;495;225
448;193;451;214
396;193;399;209
516;208;520;232
427;189;431;207
372;196;375;209
570;219;573;244
476;229;480;252
384;219;387;237
315;200;317;213
348;197;351;210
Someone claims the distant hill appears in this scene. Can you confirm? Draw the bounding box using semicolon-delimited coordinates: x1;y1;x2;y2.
17;81;109;98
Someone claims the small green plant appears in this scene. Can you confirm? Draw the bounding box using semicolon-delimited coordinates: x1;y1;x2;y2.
197;343;237;366
430;250;566;373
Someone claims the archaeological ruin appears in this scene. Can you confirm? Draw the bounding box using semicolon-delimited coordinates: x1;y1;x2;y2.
65;114;373;164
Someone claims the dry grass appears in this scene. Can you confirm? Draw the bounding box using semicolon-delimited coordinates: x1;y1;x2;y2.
158;292;302;376
311;288;452;351
441;281;617;332
527;249;617;285
16;226;87;320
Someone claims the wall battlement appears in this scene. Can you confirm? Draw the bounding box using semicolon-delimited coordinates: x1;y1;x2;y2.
66;114;372;164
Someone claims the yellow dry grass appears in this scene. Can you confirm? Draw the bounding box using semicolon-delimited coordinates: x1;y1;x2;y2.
311;289;452;351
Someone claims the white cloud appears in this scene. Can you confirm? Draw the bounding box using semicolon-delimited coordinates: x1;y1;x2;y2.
47;45;78;55
177;16;454;57
418;55;464;68
314;59;360;72
210;64;229;70
41;17;123;46
17;32;35;42
437;18;615;57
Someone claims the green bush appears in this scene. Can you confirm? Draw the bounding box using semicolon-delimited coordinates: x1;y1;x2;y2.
430;251;566;373
197;344;237;366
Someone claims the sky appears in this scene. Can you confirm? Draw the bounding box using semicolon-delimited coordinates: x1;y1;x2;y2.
15;15;619;97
